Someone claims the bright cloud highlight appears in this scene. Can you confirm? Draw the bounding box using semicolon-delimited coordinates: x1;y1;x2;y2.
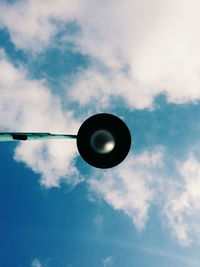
1;0;200;109
68;0;200;109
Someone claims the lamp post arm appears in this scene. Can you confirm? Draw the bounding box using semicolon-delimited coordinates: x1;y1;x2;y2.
0;132;77;141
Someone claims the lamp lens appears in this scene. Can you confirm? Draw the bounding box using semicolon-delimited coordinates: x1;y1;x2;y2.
90;130;115;154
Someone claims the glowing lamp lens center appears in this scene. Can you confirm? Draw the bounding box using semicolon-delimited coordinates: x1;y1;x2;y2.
90;130;115;154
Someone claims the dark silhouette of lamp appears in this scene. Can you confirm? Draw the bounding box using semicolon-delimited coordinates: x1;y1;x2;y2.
0;113;131;168
77;113;131;168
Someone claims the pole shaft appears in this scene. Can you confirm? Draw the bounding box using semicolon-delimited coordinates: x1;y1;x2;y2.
0;133;77;141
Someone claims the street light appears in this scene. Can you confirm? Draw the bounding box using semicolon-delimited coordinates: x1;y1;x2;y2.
0;113;131;168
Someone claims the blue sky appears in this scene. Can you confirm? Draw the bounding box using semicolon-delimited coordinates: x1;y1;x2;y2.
1;0;200;266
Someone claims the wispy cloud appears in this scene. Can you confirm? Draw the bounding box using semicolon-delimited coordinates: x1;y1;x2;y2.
31;258;43;267
102;256;114;267
108;238;200;266
0;50;81;187
89;148;164;230
90;147;200;246
0;0;81;52
164;154;200;246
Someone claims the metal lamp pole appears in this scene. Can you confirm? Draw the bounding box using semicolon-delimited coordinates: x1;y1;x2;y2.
0;132;77;141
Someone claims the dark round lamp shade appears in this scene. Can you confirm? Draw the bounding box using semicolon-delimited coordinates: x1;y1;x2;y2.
77;113;132;168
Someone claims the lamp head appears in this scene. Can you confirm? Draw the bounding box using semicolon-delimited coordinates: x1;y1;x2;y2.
77;113;131;168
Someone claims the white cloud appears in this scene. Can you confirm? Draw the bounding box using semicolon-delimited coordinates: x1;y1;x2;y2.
68;68;158;110
164;155;200;246
89;148;164;230
1;1;200;108
31;259;43;267
102;256;114;267
68;0;200;109
0;0;81;51
89;148;200;246
0;51;81;187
